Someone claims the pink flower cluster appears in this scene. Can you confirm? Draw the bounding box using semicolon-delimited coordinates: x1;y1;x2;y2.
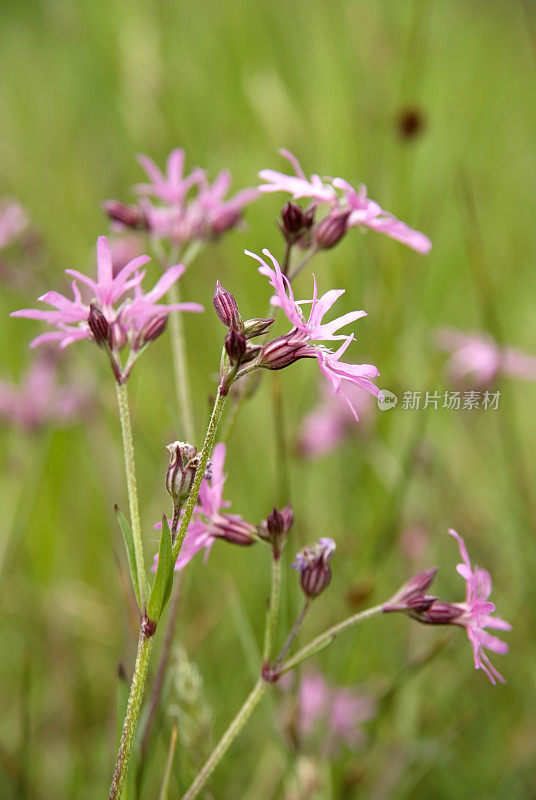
258;149;431;254
247;248;382;419
106;148;258;244
437;328;536;389
11;235;202;351
296;670;376;751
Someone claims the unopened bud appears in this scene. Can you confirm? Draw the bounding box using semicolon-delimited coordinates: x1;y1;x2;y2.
293;538;336;598
225;329;247;365
165;441;198;506
383;567;438;613
88;303;112;348
262;504;294;558
243;317;275;339
281;201;305;237
213;281;243;331
240;342;263;364
211;513;257;546
302;208;315;229
133;313;168;350
102;200;144;229
417;602;465;625
315;211;350;250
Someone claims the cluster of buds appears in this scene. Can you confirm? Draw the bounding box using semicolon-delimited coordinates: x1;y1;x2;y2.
259;504;294;559
293;538;336;599
382;567;464;624
212;282;274;379
165;441;210;512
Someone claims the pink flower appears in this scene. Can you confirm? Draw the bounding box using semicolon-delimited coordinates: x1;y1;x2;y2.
130;149;258;243
437;328;536;388
11;235;202;351
297;383;374;457
446;529;512;685
246;249;381;419
298;670;376;750
157;443;257;571
258;149;337;204
258;150;431;254
333;178;432;254
0;349;90;431
0;201;28;250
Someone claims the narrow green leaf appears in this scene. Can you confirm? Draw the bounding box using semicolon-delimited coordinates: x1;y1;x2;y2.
116;505;141;609
148;515;174;621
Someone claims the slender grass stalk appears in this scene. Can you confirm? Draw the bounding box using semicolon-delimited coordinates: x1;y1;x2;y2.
279;604;384;674
262;556;282;665
180;679;266;800
109;631;154;800
158;725;178;800
115;382;148;608
168;281;195;443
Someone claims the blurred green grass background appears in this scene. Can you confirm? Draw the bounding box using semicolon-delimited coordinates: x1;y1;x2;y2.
1;0;536;797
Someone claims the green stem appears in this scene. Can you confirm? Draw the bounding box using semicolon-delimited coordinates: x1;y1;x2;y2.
180;679;266;800
271;373;290;506
172;386;228;562
168;281;195;443
115;382;148;608
158;725;178;800
279;604;384;674
273;600;310;670
262;556;282;665
109;630;154;800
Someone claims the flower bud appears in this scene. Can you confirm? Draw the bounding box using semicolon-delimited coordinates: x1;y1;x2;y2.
213;281;243;331
88;303;112;348
383;567;438;613
281;201;305;237
133;312;168;350
225;329;247;365
243;317;275;339
102;200;144;229
416;601;465;625
261;504;294;558
211;513;257;546
293;538;336;598
165;441;198;506
259;334;315;371
314;211;350;250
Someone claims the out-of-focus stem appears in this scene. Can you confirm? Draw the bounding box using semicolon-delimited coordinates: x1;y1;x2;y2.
115;381;148;608
158;725;178;800
109;630;154;800
180;679;266;800
271;372;290;506
168;281;195;443
273;600;310;669
262;556;282;665
279;604;383;674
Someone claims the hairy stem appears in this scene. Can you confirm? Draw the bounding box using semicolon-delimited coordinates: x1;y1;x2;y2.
115;382;148;608
180;680;266;800
262;556;282;665
109;630;154;800
168;281;195;442
279;604;384;674
172;386;228;562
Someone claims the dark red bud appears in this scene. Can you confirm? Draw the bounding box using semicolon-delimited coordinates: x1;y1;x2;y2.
88;303;112;348
281;201;305;235
225;329;247;365
133;313;168;350
315;211;350;250
102;200;144;229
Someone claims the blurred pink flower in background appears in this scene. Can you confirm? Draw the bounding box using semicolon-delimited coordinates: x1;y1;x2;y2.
297;382;375;457
437;328;536;389
258;149;431;254
298;670;376;751
0;349;89;431
0;200;28;251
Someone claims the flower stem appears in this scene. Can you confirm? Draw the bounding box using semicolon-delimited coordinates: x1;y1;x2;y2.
180;679;266;800
172;385;228;562
168;281;195;442
115;381;148;608
262;555;282;665
279;604;384;674
109;630;154;800
273;600;310;670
